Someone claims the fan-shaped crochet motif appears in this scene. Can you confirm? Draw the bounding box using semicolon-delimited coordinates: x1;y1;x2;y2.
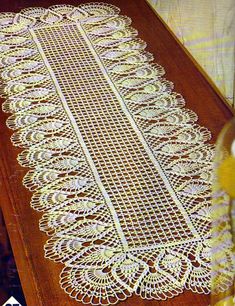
0;3;232;305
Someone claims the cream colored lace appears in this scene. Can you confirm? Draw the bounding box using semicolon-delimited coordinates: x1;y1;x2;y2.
0;3;223;305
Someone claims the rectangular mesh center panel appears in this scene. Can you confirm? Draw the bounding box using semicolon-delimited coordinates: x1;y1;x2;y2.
32;23;195;249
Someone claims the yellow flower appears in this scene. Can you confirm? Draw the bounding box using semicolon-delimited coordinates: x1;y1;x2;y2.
218;156;235;198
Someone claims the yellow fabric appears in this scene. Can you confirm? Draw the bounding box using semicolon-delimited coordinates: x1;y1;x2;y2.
148;0;235;107
214;296;234;306
218;156;235;198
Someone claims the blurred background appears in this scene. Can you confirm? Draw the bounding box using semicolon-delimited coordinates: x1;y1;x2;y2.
148;0;235;107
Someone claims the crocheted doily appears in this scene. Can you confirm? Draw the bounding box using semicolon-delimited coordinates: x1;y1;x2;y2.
0;2;230;305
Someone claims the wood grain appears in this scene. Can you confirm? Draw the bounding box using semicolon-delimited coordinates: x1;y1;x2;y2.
0;0;234;305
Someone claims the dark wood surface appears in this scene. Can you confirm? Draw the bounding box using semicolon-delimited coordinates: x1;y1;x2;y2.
0;0;233;305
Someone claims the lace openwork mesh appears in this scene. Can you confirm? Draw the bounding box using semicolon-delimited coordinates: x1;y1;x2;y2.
0;3;232;305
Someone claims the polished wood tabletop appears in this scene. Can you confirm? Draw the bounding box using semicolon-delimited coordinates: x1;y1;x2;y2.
0;0;233;305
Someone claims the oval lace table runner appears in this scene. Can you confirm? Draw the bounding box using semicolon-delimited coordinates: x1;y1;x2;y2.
0;3;216;305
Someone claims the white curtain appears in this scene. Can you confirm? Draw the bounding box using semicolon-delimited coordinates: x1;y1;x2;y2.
148;0;235;107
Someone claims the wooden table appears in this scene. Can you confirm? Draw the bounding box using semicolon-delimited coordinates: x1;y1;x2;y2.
0;0;233;305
